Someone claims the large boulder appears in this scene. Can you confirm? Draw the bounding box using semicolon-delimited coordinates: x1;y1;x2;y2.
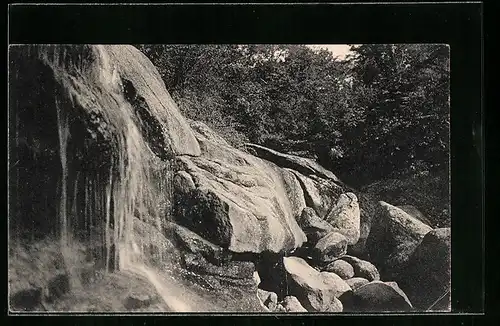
312;232;348;263
325;193;361;245
289;171;344;218
396;228;451;311
339;255;380;281
340;281;413;312
297;207;334;244
283;256;350;312
244;143;340;182
173;121;307;254
323;260;354;280
366;201;432;278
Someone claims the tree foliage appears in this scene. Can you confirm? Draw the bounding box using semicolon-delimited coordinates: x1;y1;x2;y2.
137;44;450;189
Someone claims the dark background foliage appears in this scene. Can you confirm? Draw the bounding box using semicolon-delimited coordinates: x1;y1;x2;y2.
137;44;450;227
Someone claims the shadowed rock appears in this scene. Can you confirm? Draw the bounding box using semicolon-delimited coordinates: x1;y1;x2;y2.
340;280;413;312
345;277;370;291
396;228;451;311
276;295;308;312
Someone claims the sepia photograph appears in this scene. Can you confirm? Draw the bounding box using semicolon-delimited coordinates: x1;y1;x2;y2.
7;43;452;313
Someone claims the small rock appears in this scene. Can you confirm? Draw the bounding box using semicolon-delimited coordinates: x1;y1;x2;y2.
297;207;334;244
253;271;261;286
345;277;370;291
283;256;351;312
279;296;308;312
339;255;380;281
124;294;153;310
323;260;354;280
257;289;278;311
312;232;348;263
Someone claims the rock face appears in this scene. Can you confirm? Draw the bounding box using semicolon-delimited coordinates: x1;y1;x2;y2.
366;201;432;278
312;232;348;263
323;260;354;280
173;121;307;254
325;193;361;245
297;207;334;244
396;228;451;311
339;255;380;281
283;256;350;312
244;143;340;182
340;281;413;312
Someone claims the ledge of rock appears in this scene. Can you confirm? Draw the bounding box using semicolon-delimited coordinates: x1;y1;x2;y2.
244;143;340;182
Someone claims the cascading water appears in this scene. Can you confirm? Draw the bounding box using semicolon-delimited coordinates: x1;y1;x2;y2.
36;45;191;311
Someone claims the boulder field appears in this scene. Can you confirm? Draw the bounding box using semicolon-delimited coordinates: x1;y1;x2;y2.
8;45;451;313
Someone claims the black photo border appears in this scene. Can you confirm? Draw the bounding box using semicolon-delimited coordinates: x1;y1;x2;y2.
5;1;487;325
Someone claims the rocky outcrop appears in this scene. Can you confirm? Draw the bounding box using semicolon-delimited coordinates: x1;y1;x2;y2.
323;260;354;280
366;201;432;278
312;232;348;263
173;121;307;254
340;281;413;312
325;193;361;245
244;143;340;182
283;256;350;312
396;228;451;311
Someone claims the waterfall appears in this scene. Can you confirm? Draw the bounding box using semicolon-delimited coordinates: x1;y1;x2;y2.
37;45;191;311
